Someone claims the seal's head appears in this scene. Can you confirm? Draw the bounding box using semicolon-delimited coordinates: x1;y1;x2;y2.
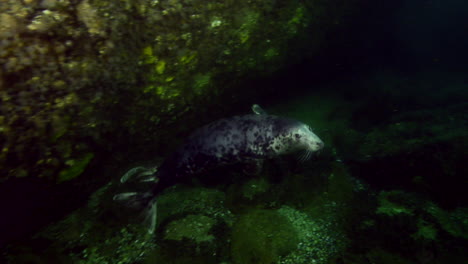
295;124;324;151
271;121;324;158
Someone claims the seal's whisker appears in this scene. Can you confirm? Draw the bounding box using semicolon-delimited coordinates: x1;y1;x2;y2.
298;150;313;163
298;150;307;162
298;154;304;162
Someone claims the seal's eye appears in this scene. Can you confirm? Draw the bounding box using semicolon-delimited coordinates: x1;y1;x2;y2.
295;134;301;139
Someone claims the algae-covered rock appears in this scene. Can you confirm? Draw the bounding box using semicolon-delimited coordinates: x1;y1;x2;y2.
412;219;438;241
277;206;348;264
154;187;233;260
352;104;468;207
241;178;270;201
156;187;234;227
231;209;299;264
364;248;414;264
159;214;223;258
4;183;156;264
164;214;215;243
372;189;468;246
376;190;416;217
425;204;468;240
230;205;348;264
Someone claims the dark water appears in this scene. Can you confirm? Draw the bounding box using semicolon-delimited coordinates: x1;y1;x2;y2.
1;0;467;263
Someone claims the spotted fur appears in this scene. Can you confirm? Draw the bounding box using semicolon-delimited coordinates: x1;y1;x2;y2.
157;114;324;183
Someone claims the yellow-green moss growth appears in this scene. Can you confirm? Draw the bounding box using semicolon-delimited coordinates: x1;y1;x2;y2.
58;153;94;183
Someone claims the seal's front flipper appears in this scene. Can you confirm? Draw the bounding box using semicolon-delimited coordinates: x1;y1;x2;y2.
242;160;264;175
251;104;267;115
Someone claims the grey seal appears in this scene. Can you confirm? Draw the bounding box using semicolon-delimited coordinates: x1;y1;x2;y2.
114;105;324;233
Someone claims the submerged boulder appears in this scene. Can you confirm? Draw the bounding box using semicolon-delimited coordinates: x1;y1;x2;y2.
231;209;299;264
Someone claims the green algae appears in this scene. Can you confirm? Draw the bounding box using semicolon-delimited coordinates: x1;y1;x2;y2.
277;206;348;264
377;190;415;217
58;153;94;182
193;73;212;95
413;219;438;241
231;209;299;264
164;214;215;243
426;204;468;240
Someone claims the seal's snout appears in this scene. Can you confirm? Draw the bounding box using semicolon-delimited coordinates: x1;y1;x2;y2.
316;141;324;149
311;140;324;151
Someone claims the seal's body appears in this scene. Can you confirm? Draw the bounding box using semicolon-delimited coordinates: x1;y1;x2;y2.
114;106;324;233
158;114;323;182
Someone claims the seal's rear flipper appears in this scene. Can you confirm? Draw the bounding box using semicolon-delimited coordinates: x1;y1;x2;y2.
113;192;152;209
113;192;158;234
120;166;158;183
144;200;158;234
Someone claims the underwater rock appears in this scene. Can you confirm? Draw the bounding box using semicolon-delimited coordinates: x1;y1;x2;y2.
4;183;156;264
159;214;223;258
351;104;468;207
154;187;233;260
156;187;234;227
362;188;468;260
277;206;348;264
231;206;348;264
425;203;468;240
364;248;414;264
231;209;299;264
163;214;216;243
376;190;417;217
241;178;270;201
